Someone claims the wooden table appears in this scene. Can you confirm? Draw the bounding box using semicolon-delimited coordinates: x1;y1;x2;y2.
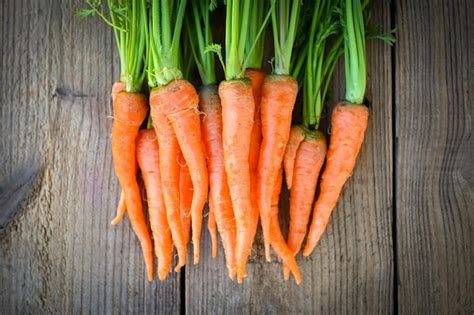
1;1;472;313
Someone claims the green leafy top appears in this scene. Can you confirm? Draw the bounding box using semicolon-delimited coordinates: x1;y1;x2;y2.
77;0;148;93
301;0;343;130
244;1;268;70
208;0;273;81
186;0;217;85
271;0;303;75
147;0;188;88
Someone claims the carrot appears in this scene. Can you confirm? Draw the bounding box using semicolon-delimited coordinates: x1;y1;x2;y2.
136;129;173;281
150;80;208;264
199;85;237;278
258;75;298;260
112;91;153;281
219;80;256;282
110;81;127;226
270;168;302;284
208;206;218;258
287;132;327;255
246;69;266;173
283;125;305;189
179;160;193;247
149;106;187;270
303;104;368;255
302;0;395;255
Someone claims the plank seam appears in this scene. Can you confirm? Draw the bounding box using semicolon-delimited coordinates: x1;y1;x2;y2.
390;1;399;314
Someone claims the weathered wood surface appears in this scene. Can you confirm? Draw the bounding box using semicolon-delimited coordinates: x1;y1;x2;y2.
395;0;474;313
0;0;472;314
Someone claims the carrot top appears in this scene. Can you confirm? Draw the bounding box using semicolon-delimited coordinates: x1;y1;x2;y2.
77;0;148;93
207;0;273;81
244;1;270;70
299;0;343;130
186;0;218;85
270;0;304;76
147;0;188;88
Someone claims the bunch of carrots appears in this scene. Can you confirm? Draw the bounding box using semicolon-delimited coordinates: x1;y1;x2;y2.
79;0;394;283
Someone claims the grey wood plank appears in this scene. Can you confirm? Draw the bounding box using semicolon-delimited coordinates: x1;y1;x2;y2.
186;1;394;313
0;0;180;313
395;0;474;313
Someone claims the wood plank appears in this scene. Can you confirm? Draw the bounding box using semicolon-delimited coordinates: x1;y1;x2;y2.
395;0;474;313
186;2;394;313
0;0;180;313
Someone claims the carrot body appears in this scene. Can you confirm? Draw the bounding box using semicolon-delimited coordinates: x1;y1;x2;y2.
287;134;327;255
303;103;369;256
179;161;193;246
283;125;305;189
246;69;266;173
270;168;302;284
208;205;218;258
136;129;173;280
112;91;154;281
258;75;298;261
200;85;237;279
150;102;187;270
219;80;255;283
151;80;208;264
110;81;127;225
246;69;266;279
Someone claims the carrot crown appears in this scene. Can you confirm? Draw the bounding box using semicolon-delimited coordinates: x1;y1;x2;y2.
186;0;217;85
298;0;343;130
77;0;148;93
271;0;303;76
147;0;188;88
206;0;273;81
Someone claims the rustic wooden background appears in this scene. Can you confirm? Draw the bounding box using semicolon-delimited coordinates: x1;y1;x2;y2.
1;0;473;314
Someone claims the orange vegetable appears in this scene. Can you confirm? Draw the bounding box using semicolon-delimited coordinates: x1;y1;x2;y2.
283;125;305;189
112;91;153;281
136;129;173;280
258;75;298;261
219;80;256;283
200;85;237;278
303;103;368;256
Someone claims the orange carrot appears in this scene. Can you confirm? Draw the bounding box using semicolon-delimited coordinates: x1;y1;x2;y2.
246;69;266;278
150;105;187;270
112;91;154;281
110;81;127;226
179;159;193;247
283;125;305;189
258;75;298;261
219;80;256;283
287;132;327;255
208;205;218;258
303;103;368;256
151;80;208;264
270;167;302;284
136;129;173;280
200;85;237;279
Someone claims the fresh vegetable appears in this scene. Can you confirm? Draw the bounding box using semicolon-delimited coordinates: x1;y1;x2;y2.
136;129;173;281
179;158;193;246
285;0;343;258
257;0;301;272
187;0;237;277
206;0;273;283
303;0;370;256
148;0;209;265
79;0;154;280
200;86;237;278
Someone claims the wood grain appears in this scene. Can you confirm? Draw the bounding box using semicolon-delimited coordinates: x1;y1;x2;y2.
185;1;394;313
0;1;180;313
395;0;474;313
